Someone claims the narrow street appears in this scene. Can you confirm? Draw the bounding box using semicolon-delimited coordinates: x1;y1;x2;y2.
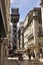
0;0;43;65
4;59;43;65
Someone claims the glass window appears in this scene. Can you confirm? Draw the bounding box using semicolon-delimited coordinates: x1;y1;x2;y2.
38;11;41;16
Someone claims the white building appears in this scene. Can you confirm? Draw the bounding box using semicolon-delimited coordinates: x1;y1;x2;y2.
24;7;43;57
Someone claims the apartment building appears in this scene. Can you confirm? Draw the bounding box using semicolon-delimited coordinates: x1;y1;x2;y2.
24;7;43;57
11;8;19;50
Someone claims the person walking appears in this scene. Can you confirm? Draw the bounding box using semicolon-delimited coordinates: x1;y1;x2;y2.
28;52;31;61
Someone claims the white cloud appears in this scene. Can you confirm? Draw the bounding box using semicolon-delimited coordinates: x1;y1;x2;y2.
10;0;19;8
10;0;16;4
37;0;40;7
10;0;13;3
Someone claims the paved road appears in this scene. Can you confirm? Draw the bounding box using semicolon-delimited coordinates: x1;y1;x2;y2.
4;59;43;65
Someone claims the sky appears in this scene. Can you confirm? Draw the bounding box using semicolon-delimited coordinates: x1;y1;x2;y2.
10;0;40;22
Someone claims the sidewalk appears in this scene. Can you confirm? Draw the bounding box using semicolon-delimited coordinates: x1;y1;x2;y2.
7;56;34;60
7;57;19;60
7;57;29;60
7;57;43;63
39;58;43;63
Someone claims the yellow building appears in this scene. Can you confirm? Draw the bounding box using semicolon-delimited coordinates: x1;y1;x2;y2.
24;7;43;57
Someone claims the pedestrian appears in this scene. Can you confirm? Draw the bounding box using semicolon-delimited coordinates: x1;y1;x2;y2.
33;53;35;58
28;53;31;61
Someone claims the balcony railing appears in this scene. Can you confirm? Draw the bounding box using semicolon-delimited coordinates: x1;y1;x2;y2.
27;30;33;38
27;34;33;41
24;31;33;41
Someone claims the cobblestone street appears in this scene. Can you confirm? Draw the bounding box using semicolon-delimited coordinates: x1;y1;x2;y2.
4;58;43;65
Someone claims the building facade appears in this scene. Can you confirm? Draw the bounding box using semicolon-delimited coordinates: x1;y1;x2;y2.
9;23;13;46
40;0;43;33
24;7;43;57
11;8;19;50
0;0;10;65
18;22;24;50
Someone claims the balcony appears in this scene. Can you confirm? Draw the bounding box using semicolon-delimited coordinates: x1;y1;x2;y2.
27;34;33;41
27;30;33;40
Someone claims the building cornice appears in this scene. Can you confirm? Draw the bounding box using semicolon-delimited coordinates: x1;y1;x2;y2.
40;0;43;6
24;7;41;32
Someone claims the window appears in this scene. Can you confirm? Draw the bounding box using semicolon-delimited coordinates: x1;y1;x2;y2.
39;27;42;33
39;48;42;53
38;19;42;24
13;25;17;28
13;35;17;38
36;11;41;16
15;35;16;37
11;18;14;22
37;11;41;16
38;11;41;16
12;9;18;13
13;30;16;32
